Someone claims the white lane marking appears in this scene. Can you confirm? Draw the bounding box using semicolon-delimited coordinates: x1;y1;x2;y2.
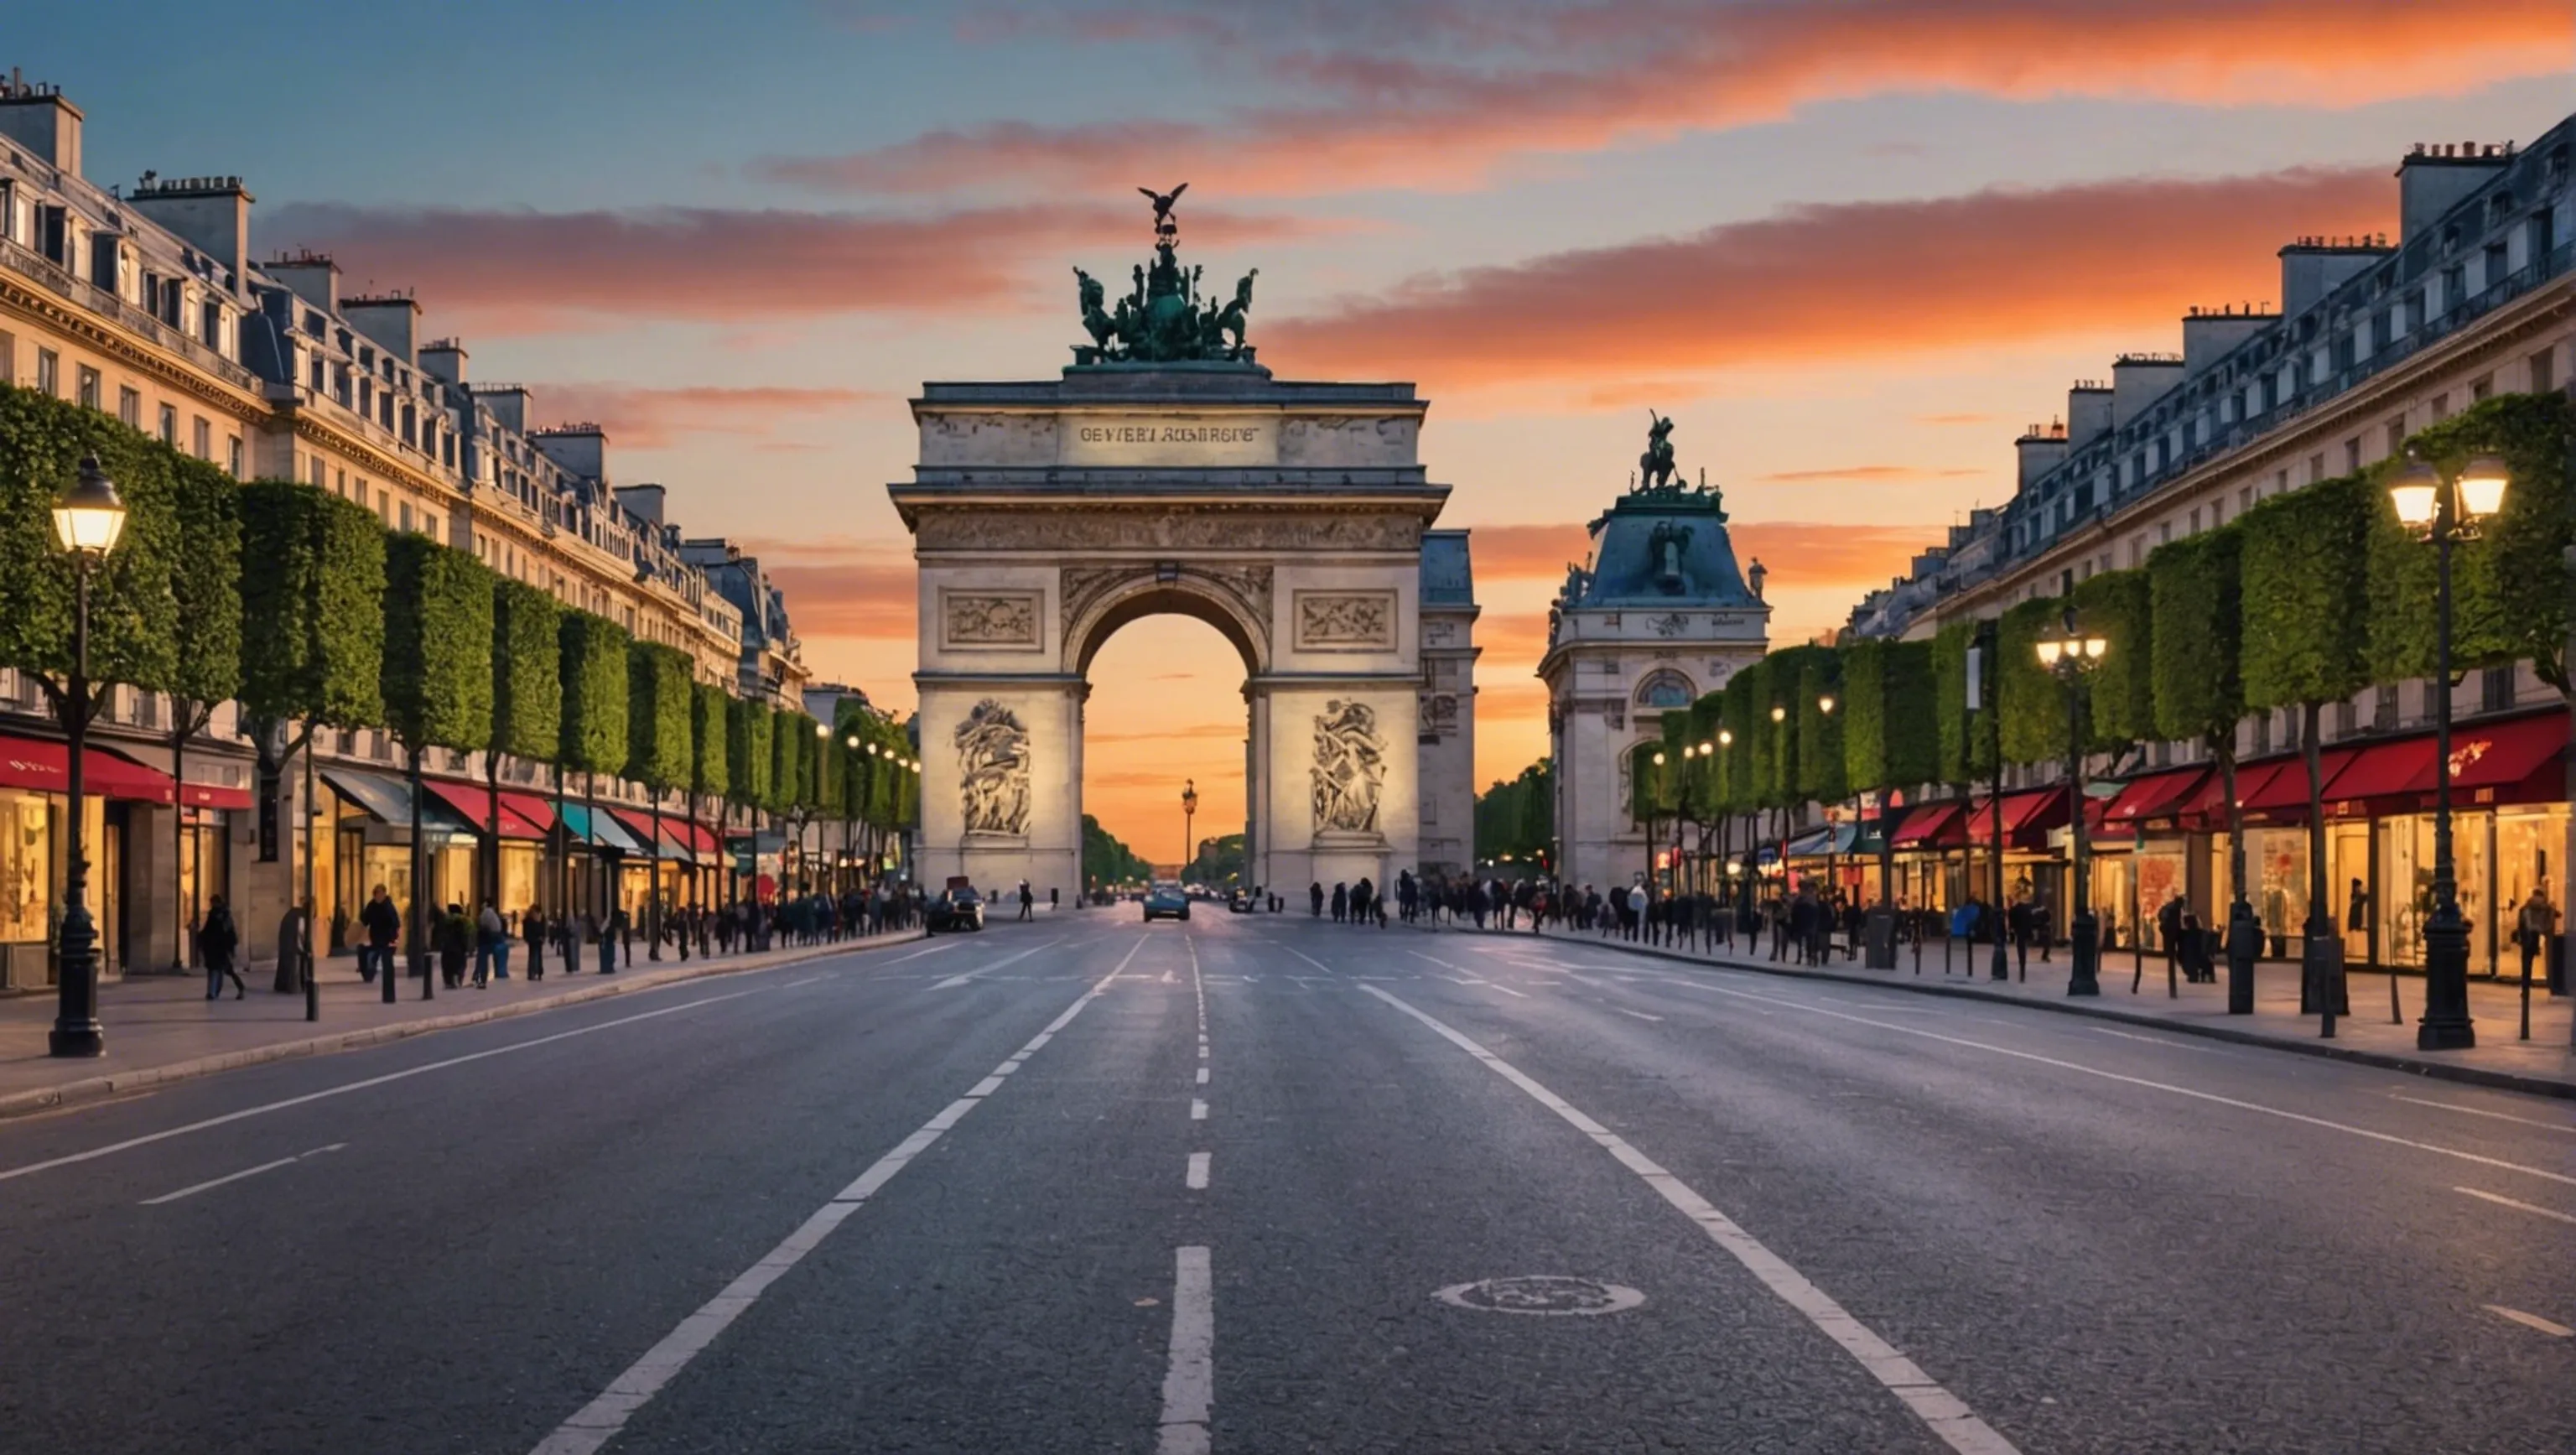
1613;1007;1665;1023
1362;985;2021;1455
139;1142;347;1206
930;938;1064;990
2454;1187;2576;1225
2394;1094;2576;1135
2085;1026;2226;1054
1666;980;2576;1193
782;976;821;989
1156;1245;1215;1454
2484;1304;2573;1338
1186;1152;1211;1190
1196;1067;1209;1086
527;948;1135;1455
886;943;957;964
1279;944;1337;974
1162;969;1176;984
1;990;759;1187
1483;982;1531;998
1191;1099;1208;1120
1445;975;1488;986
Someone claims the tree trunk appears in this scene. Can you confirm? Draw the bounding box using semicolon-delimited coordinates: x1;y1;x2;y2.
408;740;431;1000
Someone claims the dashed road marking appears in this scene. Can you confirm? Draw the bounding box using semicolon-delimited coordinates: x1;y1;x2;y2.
1363;985;2021;1455
140;1142;345;1206
2484;1304;2573;1338
1186;1152;1211;1190
2396;1094;2576;1135
1191;1099;1208;1120
1612;1007;1665;1022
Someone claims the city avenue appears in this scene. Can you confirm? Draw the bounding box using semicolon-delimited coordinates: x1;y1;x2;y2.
0;912;2568;1452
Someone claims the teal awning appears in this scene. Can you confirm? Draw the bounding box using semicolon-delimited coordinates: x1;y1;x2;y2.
559;804;648;854
323;769;477;844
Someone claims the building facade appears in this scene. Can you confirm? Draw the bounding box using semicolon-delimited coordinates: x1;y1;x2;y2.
1415;529;1479;876
0;74;813;988
1836;113;2575;974
1541;439;1769;895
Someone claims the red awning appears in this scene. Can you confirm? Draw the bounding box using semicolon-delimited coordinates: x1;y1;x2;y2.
1968;787;2068;836
418;779;549;840
2430;713;2565;793
2240;747;2361;812
1889;801;1965;849
2179;759;2289;818
674;820;725;856
175;777;252;811
496;790;557;834
2314;739;2436;803
0;734;177;803
2102;766;2208;824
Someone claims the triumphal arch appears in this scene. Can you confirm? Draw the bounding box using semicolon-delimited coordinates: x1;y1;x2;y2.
891;192;1451;899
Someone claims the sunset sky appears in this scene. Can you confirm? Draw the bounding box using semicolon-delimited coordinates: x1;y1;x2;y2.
26;2;2572;862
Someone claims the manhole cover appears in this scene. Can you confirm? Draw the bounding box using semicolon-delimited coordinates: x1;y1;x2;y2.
1432;1276;1644;1316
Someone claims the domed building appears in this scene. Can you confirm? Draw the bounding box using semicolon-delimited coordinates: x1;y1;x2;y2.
1538;421;1769;893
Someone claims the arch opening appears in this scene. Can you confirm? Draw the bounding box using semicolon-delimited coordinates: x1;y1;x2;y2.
1081;609;1252;897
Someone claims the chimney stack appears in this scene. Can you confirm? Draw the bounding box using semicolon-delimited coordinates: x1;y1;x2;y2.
0;74;83;177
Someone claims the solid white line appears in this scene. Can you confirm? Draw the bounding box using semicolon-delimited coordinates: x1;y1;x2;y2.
2085;1026;2225;1054
1186;1152;1211;1190
929;938;1064;990
1613;1007;1665;1022
1279;944;1337;975
885;943;957;964
2454;1187;2576;1225
2484;1303;2573;1338
2;991;758;1187
2394;1094;2576;1134
141;1141;346;1206
1362;985;2019;1455
1667;980;2576;1193
1156;1245;1214;1454
1191;1099;1208;1120
527;961;1123;1455
1483;982;1531;999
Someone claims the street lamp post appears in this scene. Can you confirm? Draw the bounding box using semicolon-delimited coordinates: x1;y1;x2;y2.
48;455;127;1058
1181;778;1197;884
1816;694;1838;947
2036;601;2109;997
2392;452;2508;1051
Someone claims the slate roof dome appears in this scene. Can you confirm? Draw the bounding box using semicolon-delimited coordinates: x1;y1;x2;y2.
1563;489;1756;610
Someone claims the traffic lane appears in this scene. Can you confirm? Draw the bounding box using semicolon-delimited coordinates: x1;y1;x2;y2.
1300;935;2576;1454
0;932;1134;1455
1196;932;1961;1455
0;932;984;1212
603;932;1195;1455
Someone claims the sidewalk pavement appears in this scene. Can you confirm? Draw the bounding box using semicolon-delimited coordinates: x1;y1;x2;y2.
0;930;923;1121
1463;920;2576;1099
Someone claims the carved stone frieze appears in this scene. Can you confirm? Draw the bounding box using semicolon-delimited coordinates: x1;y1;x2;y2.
941;591;1040;648
953;699;1032;837
920;507;1423;553
1311;699;1386;834
1295;590;1396;651
1060;562;1273;660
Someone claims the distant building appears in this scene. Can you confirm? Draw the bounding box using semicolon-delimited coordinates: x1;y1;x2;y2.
1415;529;1478;876
1540;454;1768;893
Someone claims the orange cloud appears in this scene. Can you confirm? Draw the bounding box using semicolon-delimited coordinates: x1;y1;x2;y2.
529;384;881;449
1266;166;2387;392
768;1;2569;198
1758;465;1982;484
1730;523;1943;588
260;201;1322;333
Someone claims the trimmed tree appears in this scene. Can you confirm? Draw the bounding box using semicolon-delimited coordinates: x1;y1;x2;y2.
237;481;384;990
2148;525;2255;995
1842;637;1937;912
626;643;693;958
1932;616;1997;791
488;578;560;912
163;459;243;972
1997;595;2071;767
382;534;495;999
691;679;732;923
2241;474;2375;1012
558;611;631;941
2071;567;2156;747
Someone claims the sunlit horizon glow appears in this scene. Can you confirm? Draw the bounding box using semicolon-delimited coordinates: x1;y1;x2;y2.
19;0;2567;856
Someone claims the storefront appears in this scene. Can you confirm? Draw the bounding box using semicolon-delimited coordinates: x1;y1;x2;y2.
321;768;480;948
0;734;190;988
558;804;650;924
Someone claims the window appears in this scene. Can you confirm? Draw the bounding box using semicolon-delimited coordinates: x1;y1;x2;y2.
2308;452;2325;483
2470;374;2493;403
399;501;413;533
117;387;141;429
2188;507;2202;533
309;456;325;488
227;436;243;478
192;416;211;459
158;403;178;445
2334;699;2356;738
2482;665;2516;714
2535;348;2558;394
2273;468;2288;494
2239;486;2253;512
2375;684;2399;731
0;329;13;384
77;365;101;410
2430;392;2449;422
2344;439;2360;474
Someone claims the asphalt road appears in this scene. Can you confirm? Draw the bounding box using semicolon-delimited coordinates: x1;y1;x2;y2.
1;912;2569;1453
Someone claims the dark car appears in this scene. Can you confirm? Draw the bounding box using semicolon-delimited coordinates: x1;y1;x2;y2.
927;887;985;933
1143;884;1190;922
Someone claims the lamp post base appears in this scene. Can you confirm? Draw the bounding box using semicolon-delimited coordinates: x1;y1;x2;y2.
2067;909;2101;995
48;1021;103;1057
2418;907;2478;1050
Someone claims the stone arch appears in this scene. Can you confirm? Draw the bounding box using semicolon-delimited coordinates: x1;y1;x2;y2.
1063;569;1270;678
1634;668;1696;709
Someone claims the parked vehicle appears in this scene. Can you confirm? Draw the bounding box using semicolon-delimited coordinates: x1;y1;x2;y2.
1143;884;1191;922
927;886;986;933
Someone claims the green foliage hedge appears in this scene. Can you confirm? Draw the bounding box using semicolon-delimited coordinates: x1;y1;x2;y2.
167;458;242;709
2070;567;2154;746
2241;474;2374;711
0;383;184;693
729;697;773;808
558;611;631;776
1794;650;1846;803
1843;637;1937;795
692;680;732;800
491;579;561;762
237;481;385;730
625;644;693;792
2148;527;2244;746
382;533;495;753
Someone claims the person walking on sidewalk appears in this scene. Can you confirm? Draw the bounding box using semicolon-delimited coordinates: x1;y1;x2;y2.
523;907;548;982
437;903;471;990
358;886;399;985
596;910;618;975
1017;880;1035;922
474;902;509;987
200;894;244;1000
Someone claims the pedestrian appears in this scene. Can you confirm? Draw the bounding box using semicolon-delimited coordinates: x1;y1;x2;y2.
474;900;508;987
597;910;618;974
437;902;471;990
1310;881;1326;917
1331;882;1348;922
2517;885;2557;992
361;885;400;985
1017;879;1035;922
200;893;244;1000
2157;891;2185;986
524;907;548;982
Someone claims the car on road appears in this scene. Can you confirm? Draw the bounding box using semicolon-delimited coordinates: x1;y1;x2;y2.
927;886;985;933
1143;884;1190;922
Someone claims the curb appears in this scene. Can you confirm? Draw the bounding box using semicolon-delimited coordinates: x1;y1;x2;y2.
0;930;926;1123
1434;924;2576;1103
